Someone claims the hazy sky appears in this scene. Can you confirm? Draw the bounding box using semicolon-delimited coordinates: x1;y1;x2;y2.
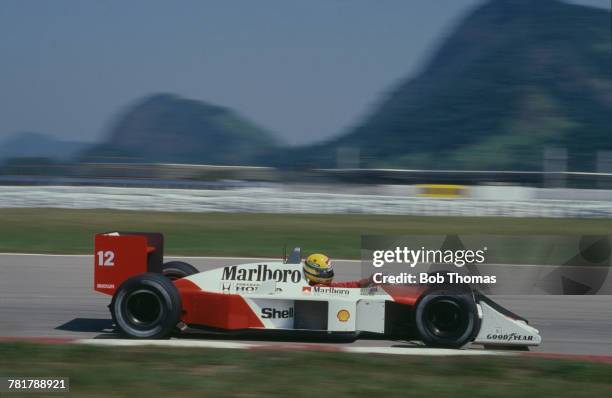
0;0;609;146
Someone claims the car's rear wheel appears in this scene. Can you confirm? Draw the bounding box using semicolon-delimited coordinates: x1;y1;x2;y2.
161;261;198;281
415;290;479;348
111;273;181;339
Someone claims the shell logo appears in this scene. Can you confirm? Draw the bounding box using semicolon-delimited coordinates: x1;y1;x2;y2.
337;309;350;322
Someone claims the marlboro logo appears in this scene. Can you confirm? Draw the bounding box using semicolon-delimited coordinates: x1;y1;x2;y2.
222;264;301;283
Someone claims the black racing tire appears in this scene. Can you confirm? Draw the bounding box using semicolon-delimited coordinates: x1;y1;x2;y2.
161;261;199;281
415;290;479;348
111;273;182;339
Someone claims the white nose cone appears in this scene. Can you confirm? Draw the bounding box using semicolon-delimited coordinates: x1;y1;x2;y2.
474;302;542;346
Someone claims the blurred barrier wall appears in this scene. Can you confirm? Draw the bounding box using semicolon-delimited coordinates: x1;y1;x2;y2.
2;186;612;218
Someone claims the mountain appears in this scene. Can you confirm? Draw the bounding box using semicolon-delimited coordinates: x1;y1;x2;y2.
0;132;88;161
291;0;612;171
83;94;279;164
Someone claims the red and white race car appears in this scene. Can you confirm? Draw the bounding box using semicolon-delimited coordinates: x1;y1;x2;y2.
94;232;541;349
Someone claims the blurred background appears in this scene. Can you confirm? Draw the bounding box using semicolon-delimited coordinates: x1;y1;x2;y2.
1;0;611;216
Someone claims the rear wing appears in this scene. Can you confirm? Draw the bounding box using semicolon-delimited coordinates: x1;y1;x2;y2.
94;232;164;295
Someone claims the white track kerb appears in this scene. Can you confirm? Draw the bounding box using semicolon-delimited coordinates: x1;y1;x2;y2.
76;338;505;356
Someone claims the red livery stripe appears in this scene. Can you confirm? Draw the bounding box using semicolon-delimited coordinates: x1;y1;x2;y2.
174;278;264;329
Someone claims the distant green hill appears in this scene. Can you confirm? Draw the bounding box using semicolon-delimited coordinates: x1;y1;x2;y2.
83;94;279;164
82;1;610;171
0;132;87;161
287;0;612;171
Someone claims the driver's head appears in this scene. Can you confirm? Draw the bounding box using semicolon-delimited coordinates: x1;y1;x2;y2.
304;253;334;285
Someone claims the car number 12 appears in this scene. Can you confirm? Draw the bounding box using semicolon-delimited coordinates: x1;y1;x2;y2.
97;250;115;266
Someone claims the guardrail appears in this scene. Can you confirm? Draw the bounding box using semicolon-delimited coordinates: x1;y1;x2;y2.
5;163;612;188
1;186;612;218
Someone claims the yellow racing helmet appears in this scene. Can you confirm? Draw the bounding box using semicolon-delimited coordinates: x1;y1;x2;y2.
304;253;334;284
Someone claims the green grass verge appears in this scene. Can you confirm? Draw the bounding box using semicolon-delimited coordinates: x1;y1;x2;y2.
1;209;612;258
0;342;611;397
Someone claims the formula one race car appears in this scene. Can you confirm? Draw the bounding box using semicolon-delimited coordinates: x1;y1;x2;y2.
93;232;541;349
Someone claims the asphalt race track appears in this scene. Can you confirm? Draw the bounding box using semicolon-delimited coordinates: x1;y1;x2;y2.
1;254;611;355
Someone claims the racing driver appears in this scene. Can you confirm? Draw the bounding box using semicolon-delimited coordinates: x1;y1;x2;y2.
303;253;373;288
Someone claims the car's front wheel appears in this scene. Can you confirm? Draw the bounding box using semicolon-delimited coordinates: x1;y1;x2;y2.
111;273;182;339
414;290;479;348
